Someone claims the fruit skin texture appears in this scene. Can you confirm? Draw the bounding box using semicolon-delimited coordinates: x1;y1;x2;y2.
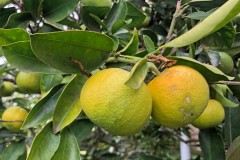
80;68;152;136
216;52;234;74
82;0;112;7
16;72;42;94
192;99;225;129
0;81;15;97
2;106;28;132
148;65;209;128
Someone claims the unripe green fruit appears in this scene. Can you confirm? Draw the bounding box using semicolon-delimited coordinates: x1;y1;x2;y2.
216;52;234;74
0;81;15;97
16;72;42;94
82;0;112;7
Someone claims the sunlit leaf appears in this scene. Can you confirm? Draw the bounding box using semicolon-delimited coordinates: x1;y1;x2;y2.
125;58;148;89
53;74;87;133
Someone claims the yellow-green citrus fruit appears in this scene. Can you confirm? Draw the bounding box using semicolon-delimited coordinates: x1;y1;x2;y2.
148;65;209;128
80;68;152;136
16;72;42;94
82;0;112;7
192;99;225;129
217;52;234;74
0;81;15;96
2;106;28;132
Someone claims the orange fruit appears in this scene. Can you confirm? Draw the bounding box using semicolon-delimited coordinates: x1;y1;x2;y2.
192;99;225;129
2;106;28;132
80;68;152;136
148;65;209;128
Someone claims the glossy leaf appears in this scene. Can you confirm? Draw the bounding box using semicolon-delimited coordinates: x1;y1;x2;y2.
169;56;234;82
70;119;94;143
120;28;139;55
4;12;33;29
42;0;80;22
53;74;88;133
1;141;26;160
22;85;64;129
27;123;60;160
226;136;240;160
210;84;238;107
202;22;235;49
224;93;240;146
125;1;146;29
105;0;127;29
2;41;60;73
125;58;148;89
111;19;131;34
30;31;114;73
199;128;225;160
143;35;155;53
23;0;43;19
222;33;240;57
162;0;240;48
0;8;16;28
0;28;29;46
52;128;81;160
40;74;63;94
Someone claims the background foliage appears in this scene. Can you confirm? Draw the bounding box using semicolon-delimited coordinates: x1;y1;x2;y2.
0;0;240;159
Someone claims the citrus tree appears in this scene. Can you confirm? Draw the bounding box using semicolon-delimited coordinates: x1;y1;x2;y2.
0;0;240;159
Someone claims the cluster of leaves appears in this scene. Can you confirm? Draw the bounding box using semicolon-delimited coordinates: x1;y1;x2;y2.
0;0;240;159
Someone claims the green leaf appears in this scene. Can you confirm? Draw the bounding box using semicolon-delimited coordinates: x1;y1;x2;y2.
1;141;26;160
30;31;114;73
53;74;88;133
40;74;63;94
4;12;33;29
81;6;110;31
52;128;81;160
125;58;148;89
0;28;29;47
202;22;235;49
23;0;43;19
168;56;234;82
22;85;64;129
162;0;240;48
120;28;139;55
199;128;225;160
111;19;131;34
42;0;80;22
125;1;146;29
105;0;127;30
224;93;240;146
221;33;240;57
70;119;94;143
226;136;240;160
185;9;217;20
210;84;238;107
143;35;155;53
27;123;61;160
2;41;61;73
0;8;16;28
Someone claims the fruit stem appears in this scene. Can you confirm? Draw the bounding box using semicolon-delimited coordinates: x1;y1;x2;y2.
210;81;240;85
